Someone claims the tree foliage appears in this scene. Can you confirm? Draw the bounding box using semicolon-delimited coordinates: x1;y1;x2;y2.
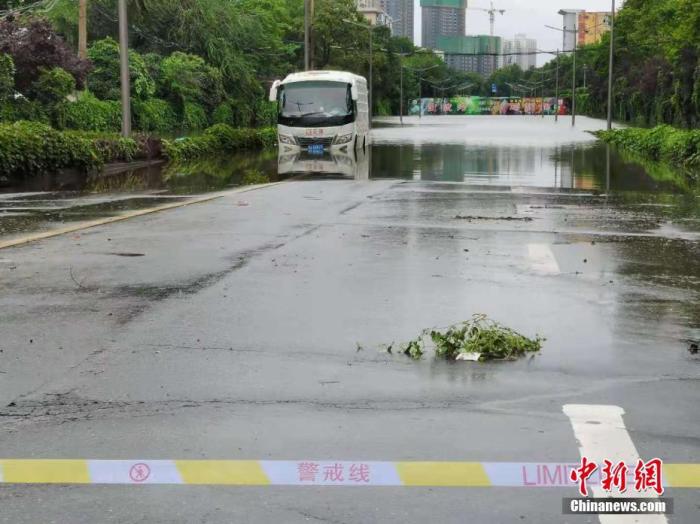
0;16;90;91
87;37;155;101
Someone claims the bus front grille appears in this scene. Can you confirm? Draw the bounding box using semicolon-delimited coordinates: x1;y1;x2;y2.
297;137;334;148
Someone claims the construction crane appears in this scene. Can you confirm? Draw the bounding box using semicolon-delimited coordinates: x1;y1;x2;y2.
468;1;506;37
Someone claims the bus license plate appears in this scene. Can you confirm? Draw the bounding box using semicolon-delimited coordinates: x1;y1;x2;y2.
308;144;325;155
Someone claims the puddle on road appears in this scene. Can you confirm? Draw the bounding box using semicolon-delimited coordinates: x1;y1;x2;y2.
1;118;698;243
0;151;281;241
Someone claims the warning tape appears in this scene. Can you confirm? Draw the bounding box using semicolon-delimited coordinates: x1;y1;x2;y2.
0;461;698;488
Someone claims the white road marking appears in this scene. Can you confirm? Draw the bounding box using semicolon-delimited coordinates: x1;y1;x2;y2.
528;244;560;275
563;404;668;524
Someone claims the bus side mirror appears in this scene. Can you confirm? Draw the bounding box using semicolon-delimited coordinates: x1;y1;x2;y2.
269;80;281;102
351;84;359;101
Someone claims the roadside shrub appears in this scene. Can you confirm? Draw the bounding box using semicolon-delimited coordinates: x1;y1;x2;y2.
56;91;121;132
0;121;162;177
63;130;139;163
254;100;277;128
134;98;178;133
0;97;48;123
212;101;235;126
163;123;277;161
0;121;101;176
0;53;15;101
30;67;75;106
87;38;155;101
182;101;208;131
596;126;700;170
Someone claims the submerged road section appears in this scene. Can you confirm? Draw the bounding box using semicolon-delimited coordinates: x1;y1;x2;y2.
0;117;698;523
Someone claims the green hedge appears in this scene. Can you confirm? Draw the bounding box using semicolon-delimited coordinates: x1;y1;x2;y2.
163;123;276;161
0;121;146;177
134;98;178;133
595;126;700;168
56;91;121;132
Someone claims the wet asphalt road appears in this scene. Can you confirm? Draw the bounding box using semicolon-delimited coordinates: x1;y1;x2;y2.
0;117;699;523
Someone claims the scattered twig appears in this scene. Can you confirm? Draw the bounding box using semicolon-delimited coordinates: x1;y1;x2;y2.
69;266;86;289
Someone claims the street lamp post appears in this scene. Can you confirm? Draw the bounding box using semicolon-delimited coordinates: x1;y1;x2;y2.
541;67;545;118
545;24;578;126
607;0;615;130
572;23;578;127
555;49;560;123
402;64;440;120
400;60;404;125
342;18;394;129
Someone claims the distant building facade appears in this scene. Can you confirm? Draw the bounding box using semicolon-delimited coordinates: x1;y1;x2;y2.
380;0;415;42
438;35;502;76
578;11;612;46
558;9;583;52
503;34;537;71
356;0;390;26
420;0;467;50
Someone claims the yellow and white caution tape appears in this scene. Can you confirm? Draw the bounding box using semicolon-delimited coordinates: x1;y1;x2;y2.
0;460;698;488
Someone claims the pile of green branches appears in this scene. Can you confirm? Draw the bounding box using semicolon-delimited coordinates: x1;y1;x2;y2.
396;314;544;362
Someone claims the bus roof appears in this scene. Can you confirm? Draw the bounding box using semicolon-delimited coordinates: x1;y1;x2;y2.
280;71;367;86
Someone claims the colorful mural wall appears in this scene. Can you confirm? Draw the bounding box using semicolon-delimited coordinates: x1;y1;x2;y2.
409;97;570;116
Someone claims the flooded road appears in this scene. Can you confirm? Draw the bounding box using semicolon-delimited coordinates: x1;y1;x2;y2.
2;116;697;243
1;116;698;523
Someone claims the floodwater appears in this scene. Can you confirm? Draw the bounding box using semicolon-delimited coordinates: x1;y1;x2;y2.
1;116;698;241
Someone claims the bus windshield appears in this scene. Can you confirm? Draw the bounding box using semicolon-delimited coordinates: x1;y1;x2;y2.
278;81;355;127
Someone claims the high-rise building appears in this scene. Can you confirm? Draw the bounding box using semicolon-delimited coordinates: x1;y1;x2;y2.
578;11;612;46
559;9;583;52
503;34;537;71
421;0;468;51
438;35;502;76
356;0;390;26
380;0;415;42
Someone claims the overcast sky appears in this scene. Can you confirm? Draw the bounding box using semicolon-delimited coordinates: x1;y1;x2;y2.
413;0;620;65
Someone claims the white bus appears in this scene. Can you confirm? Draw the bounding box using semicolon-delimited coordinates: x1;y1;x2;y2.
269;71;370;155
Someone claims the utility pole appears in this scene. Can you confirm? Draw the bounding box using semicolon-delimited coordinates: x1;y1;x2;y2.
400;61;404;125
78;0;87;59
369;28;373;126
571;23;577;127
118;0;131;137
541;67;545;118
607;0;615;130
304;0;310;71
555;49;560;123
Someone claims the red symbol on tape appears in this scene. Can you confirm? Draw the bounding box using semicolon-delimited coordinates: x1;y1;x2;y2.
129;463;151;483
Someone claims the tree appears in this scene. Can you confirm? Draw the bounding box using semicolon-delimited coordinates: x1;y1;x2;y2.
87;37;155;101
0;17;90;92
31;67;75;106
160;52;223;112
0;53;14;101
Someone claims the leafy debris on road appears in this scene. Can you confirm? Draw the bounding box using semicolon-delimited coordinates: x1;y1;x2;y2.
396;314;544;362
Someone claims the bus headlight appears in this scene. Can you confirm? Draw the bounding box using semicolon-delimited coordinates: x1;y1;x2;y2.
279;134;296;145
334;133;353;145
